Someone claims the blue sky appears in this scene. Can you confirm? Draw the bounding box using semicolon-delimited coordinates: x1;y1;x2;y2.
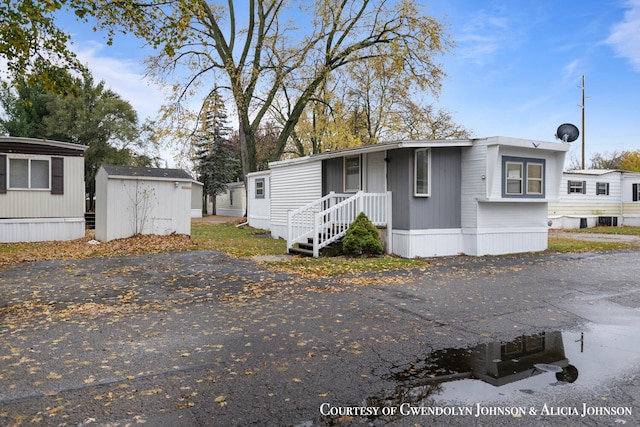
53;1;640;167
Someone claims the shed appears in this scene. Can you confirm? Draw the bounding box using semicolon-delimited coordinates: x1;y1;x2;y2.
0;136;88;242
95;165;193;241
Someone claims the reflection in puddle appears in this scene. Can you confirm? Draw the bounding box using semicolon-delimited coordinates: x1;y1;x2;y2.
307;323;640;425
376;331;576;408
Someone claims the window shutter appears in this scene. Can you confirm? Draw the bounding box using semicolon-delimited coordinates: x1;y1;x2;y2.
606;183;610;195
0;154;6;194
51;157;64;195
634;184;639;202
567;181;571;194
582;181;587;194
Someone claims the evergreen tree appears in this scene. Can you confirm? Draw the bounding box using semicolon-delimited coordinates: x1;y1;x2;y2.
193;89;240;214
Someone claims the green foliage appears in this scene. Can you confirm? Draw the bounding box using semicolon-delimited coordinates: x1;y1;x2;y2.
342;212;384;257
193;89;241;204
1;66;161;210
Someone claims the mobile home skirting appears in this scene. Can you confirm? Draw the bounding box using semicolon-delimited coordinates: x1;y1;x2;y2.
0;217;85;243
391;227;548;258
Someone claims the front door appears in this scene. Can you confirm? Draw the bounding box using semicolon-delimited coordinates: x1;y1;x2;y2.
365;151;387;193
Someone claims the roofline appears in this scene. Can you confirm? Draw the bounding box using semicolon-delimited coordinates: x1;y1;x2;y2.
269;136;569;168
269;139;475;168
0;136;88;151
564;169;640;175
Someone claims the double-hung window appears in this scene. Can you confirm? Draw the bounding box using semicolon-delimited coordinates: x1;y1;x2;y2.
344;156;361;192
414;148;431;197
568;180;585;194
9;158;50;189
596;182;609;195
502;157;545;198
255;178;265;198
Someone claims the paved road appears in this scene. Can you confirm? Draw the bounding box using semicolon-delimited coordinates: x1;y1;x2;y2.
1;248;639;426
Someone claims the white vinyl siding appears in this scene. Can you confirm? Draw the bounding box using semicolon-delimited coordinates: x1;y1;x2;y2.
0;156;84;218
270;160;322;239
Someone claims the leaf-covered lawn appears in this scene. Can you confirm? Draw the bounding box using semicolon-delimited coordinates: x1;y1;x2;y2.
1;219;637;273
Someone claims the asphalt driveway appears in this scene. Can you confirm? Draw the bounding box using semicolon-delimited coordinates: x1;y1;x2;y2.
1;248;640;426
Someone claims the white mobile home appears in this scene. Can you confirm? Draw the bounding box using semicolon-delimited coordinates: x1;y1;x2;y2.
0;137;88;243
95;165;194;241
548;169;640;228
247;170;271;230
215;182;246;217
247;137;569;258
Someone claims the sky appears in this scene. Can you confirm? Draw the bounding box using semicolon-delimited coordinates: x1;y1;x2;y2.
48;0;640;168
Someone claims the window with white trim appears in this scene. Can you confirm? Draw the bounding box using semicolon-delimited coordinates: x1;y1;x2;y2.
255;178;265;198
502;157;545;198
8;158;50;189
344;156;361;192
568;180;585;194
596;182;609;195
414;148;431;197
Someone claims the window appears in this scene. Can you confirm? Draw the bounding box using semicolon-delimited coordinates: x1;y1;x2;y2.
255;178;265;198
8;158;50;189
568;180;585;194
527;163;543;195
229;189;234;206
502;157;545;198
414;148;431;197
596;182;609;196
633;183;639;202
344;156;361;192
505;162;523;195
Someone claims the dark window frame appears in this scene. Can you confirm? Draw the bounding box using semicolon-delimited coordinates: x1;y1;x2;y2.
502;156;546;198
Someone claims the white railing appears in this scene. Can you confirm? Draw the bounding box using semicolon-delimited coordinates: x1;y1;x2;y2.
287;192;351;250
288;191;392;257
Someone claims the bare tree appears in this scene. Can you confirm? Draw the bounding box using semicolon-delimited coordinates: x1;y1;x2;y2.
90;0;451;176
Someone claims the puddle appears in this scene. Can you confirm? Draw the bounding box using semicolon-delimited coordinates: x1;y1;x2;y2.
374;324;640;407
306;323;640;425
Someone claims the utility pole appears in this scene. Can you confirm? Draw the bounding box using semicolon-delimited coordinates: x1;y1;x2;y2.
579;75;585;169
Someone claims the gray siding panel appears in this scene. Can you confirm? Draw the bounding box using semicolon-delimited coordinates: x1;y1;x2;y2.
387;149;412;229
387;147;461;230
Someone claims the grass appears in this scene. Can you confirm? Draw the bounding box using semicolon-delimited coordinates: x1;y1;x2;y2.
1;219;638;274
267;255;426;277
190;220;286;257
559;226;640;235
547;237;636;253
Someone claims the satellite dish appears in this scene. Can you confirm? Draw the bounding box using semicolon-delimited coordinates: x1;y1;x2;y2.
555;123;579;143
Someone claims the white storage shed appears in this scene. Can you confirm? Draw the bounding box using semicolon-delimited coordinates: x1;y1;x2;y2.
95;165;194;241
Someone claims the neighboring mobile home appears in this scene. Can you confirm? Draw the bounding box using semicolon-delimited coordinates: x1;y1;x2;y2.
548;169;640;228
0;137;88;243
95;165;194;241
214;182;246;217
247;137;569;258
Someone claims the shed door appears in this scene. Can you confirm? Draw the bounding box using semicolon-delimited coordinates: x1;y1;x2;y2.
365;151;387;193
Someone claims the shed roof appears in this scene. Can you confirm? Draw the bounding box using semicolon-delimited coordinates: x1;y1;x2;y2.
101;165;193;180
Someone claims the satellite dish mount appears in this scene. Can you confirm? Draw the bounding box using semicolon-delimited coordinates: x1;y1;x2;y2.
555;123;579;143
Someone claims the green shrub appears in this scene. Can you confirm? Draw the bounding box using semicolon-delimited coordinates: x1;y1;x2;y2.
342;212;383;256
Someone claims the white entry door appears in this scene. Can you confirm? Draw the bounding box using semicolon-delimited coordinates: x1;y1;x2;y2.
364;151;387;193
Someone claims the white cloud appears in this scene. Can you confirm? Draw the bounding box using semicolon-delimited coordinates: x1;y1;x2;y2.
73;41;169;122
606;0;640;72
